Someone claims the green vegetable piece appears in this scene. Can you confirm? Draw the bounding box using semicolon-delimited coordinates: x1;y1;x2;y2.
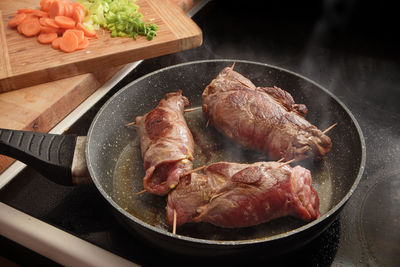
78;0;158;40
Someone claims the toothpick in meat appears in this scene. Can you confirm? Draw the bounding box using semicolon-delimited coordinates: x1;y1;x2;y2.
184;106;202;112
135;189;147;196
124;121;137;127
173;209;177;234
180;165;207;177
277;159;295;168
323;122;338;134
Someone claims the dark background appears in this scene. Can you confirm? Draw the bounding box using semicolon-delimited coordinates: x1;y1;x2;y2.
1;0;400;266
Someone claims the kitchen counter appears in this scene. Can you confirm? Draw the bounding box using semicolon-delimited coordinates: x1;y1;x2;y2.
1;0;400;266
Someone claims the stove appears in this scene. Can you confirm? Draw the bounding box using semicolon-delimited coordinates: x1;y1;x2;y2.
1;1;400;266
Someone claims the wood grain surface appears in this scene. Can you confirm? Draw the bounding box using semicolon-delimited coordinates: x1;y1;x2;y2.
0;0;203;174
0;0;202;92
0;65;124;172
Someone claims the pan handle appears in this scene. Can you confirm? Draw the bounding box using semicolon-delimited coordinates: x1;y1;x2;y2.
0;128;78;186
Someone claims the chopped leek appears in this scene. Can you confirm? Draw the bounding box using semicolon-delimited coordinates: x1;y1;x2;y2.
78;0;158;40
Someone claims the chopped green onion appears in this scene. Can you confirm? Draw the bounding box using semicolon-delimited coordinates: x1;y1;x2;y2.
78;0;158;40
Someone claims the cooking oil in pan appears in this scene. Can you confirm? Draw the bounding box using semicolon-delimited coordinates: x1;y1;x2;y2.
112;134;169;229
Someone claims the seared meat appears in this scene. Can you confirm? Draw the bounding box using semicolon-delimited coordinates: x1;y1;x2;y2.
166;161;320;228
202;66;332;161
135;91;194;196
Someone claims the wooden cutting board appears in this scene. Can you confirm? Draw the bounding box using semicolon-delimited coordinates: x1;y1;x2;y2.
0;0;202;174
0;65;127;173
0;0;202;92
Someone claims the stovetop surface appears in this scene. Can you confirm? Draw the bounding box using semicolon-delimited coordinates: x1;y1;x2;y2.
1;1;399;266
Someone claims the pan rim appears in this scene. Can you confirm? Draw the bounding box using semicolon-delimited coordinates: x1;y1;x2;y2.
86;59;366;246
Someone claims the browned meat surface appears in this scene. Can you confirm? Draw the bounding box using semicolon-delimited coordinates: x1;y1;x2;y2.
202;66;332;161
166;161;320;228
135;91;194;196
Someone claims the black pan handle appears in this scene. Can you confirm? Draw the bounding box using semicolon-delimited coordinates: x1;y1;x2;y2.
0;128;77;185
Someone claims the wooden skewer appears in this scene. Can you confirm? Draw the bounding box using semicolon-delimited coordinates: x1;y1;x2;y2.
172;209;177;234
135;189;147;195
184;107;202;112
124;121;137;127
323;122;338;134
181;165;207;177
277;158;295;168
205;120;210;128
231;61;236;69
209;192;225;202
276;157;285;163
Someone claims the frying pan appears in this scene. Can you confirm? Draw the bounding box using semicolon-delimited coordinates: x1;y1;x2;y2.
0;59;365;257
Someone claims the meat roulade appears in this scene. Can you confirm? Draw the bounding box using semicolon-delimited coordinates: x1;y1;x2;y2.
135;90;194;196
202;66;332;161
166;161;320;228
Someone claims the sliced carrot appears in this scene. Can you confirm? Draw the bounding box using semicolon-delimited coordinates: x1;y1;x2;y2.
54;15;76;29
37;32;58;44
44;18;60;28
39;17;47;26
64;29;84;43
76;22;97;37
8;13;27;28
17;23;23;34
59;30;78;52
77;37;89;50
11;0;91;53
40;0;54;12
40;25;59;33
64;3;74;18
19;18;41;37
71;9;83;23
32;10;49;17
71;2;85;12
49;0;65;18
51;37;62;49
19;13;38;21
17;8;36;14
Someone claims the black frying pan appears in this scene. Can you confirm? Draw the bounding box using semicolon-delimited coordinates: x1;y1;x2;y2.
0;59;366;257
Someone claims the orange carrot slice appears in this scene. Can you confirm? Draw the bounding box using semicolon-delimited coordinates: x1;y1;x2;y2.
60;30;78;52
44;18;60;28
39;17;47;26
71;4;85;23
20;18;41;37
51;37;62;49
40;25;59;33
64;3;74;18
54;15;75;29
8;13;27;28
32;10;49;17
49;0;65;18
71;2;85;12
40;0;54;12
77;37;89;50
37;32;58;44
64;29;84;43
17;8;36;14
76;22;97;37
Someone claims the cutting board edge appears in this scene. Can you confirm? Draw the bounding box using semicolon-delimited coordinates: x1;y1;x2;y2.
0;31;202;93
